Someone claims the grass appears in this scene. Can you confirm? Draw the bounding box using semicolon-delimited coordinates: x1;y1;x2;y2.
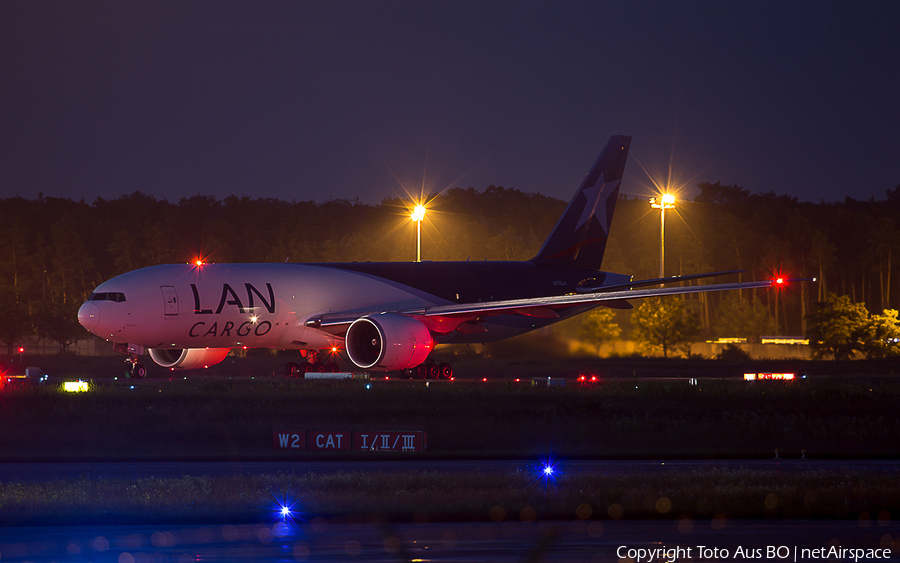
2;360;900;526
0;467;896;526
0;374;899;460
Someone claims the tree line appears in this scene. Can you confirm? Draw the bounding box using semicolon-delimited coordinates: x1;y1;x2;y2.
0;181;898;356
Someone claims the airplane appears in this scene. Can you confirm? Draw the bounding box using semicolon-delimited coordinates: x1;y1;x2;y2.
78;135;787;379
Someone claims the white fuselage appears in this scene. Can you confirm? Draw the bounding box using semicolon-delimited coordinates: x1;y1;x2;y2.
78;263;453;351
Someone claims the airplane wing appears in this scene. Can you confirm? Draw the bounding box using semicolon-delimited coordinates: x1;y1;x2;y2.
575;270;742;293
306;276;803;334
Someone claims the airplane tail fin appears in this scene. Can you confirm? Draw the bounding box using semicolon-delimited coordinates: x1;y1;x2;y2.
531;135;631;270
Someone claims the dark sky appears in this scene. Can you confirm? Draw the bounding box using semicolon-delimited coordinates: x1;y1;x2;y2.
2;1;898;205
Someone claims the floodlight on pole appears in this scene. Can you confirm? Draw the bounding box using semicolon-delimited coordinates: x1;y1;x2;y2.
649;194;676;280
411;204;427;262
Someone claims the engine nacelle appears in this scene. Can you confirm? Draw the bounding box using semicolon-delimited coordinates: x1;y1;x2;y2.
345;313;433;370
148;348;231;369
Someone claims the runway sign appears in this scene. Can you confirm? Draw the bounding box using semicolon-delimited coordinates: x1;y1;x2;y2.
352;431;426;452
272;430;425;452
309;431;351;451
272;430;307;450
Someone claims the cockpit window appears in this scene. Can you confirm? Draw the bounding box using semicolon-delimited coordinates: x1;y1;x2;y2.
89;292;126;302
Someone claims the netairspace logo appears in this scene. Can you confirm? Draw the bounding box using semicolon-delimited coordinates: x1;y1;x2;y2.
615;545;891;563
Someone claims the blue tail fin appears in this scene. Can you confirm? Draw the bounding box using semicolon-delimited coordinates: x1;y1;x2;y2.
531;135;631;270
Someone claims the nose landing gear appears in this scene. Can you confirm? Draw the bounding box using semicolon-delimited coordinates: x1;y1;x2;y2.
125;357;147;379
113;343;148;379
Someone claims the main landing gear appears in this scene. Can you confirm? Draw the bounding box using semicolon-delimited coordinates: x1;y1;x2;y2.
408;361;453;380
284;361;340;378
125;356;147;379
284;350;340;378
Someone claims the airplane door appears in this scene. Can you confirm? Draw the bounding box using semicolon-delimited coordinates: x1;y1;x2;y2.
161;286;178;316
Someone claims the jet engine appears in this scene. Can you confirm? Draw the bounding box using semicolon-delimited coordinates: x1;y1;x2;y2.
345;313;433;370
148;348;231;369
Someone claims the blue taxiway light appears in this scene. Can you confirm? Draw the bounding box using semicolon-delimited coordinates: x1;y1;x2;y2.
271;491;304;529
537;457;564;482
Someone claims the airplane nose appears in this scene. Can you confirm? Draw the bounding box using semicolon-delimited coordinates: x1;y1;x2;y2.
78;302;100;331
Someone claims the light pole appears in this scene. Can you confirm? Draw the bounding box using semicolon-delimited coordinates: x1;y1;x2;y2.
649;194;676;279
411;204;426;262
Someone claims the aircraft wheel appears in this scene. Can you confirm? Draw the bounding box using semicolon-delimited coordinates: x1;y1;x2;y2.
311;361;325;372
414;364;428;379
324;362;340;373
297;362;313;378
285;362;299;377
426;363;439;379
438;362;453;380
132;364;147;379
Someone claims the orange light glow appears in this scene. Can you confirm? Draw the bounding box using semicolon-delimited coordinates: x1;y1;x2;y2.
744;372;795;381
411;204;427;222
650;194;676;209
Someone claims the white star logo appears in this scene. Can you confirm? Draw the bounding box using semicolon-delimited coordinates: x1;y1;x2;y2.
575;176;620;233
